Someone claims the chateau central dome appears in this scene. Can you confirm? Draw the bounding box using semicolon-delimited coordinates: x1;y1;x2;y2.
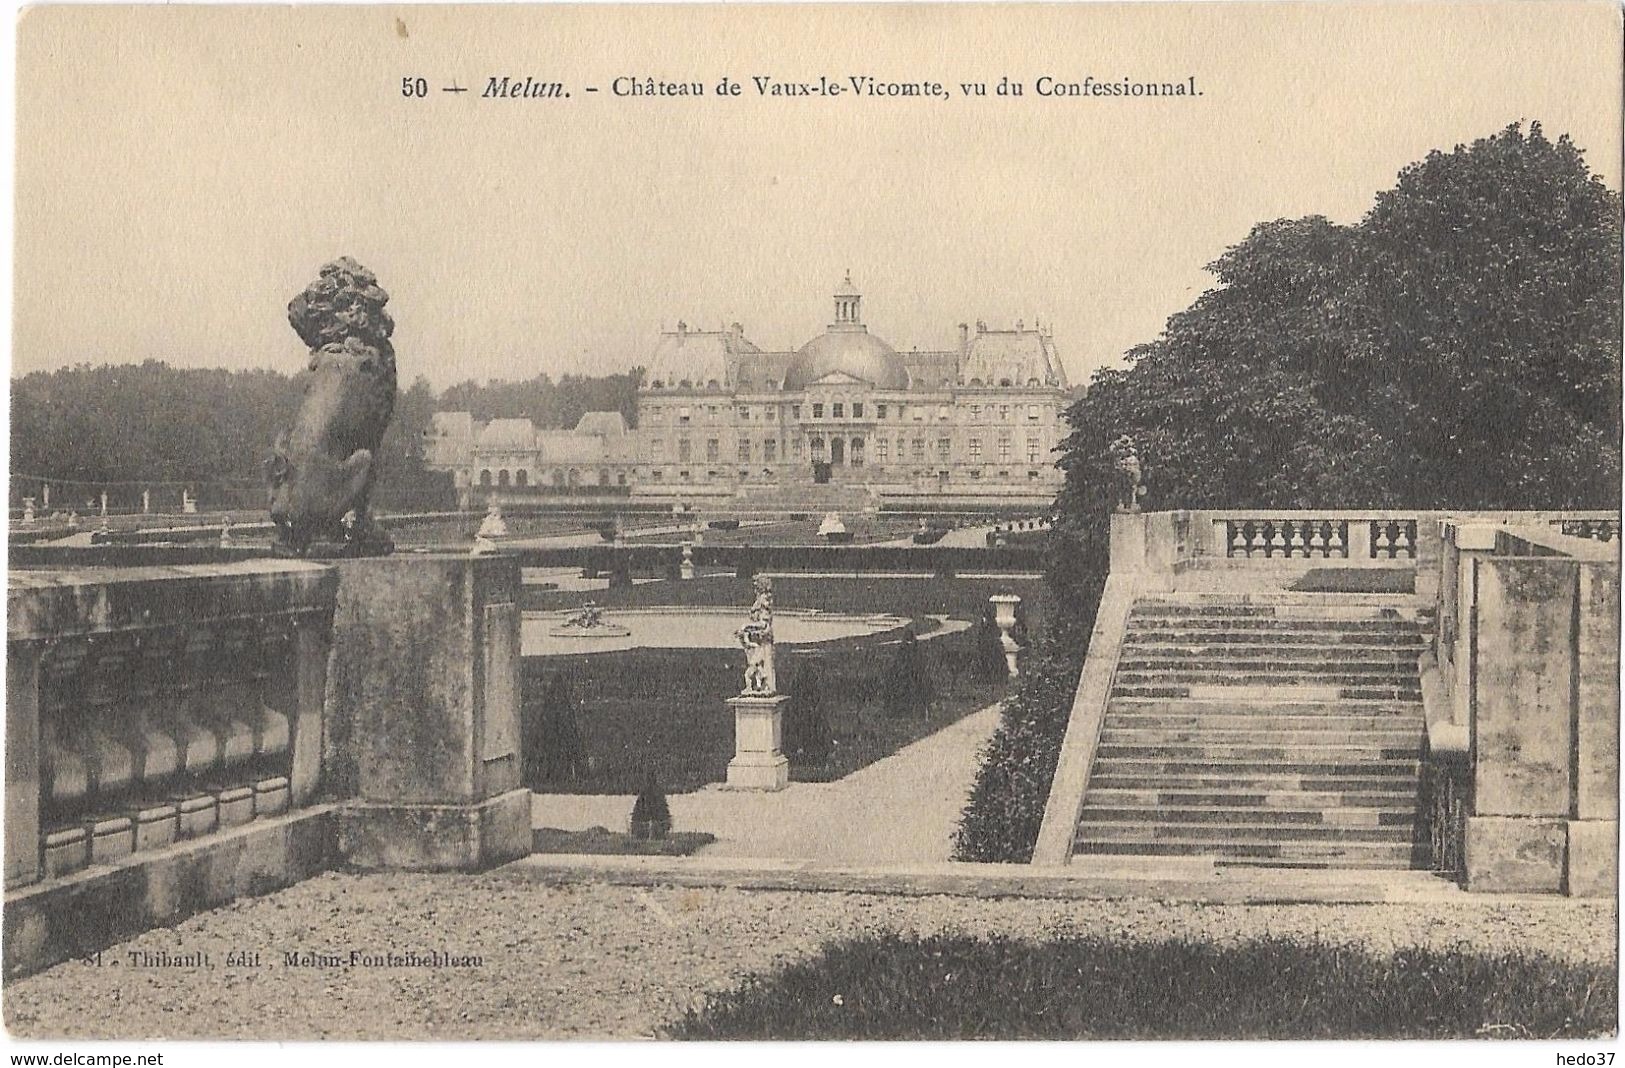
781;273;910;391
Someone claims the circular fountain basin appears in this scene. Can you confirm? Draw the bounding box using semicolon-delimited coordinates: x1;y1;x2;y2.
523;606;909;656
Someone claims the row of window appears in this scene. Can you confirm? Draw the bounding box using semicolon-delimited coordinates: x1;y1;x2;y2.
475;468;629;487
644;401;1057;425
645;435;1047;464
645;377;1049;391
642;466;1050;483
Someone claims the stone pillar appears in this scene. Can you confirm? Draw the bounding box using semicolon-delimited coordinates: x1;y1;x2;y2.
1464;555;1578;893
5;641;42;889
1570;563;1620;897
726;694;790;791
1345;519;1372;561
288;618;333;807
327;554;530;871
1109;511;1148;574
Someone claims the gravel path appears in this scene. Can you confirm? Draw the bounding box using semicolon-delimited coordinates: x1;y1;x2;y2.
5;872;1613;1040
533;702;1002;863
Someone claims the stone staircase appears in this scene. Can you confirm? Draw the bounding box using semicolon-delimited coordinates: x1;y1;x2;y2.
1073;593;1427;869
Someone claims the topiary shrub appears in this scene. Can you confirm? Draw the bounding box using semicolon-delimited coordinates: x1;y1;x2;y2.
972;607;1010;682
881;630;933;718
629;769;672;839
783;662;834;768
524;672;589;788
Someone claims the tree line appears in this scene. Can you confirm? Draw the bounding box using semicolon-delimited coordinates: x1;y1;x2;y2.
9;363;644;512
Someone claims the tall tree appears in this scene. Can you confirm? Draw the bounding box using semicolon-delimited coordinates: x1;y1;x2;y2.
1058;122;1622;537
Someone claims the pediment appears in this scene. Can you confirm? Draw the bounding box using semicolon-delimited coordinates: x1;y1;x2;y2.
810;370;870;387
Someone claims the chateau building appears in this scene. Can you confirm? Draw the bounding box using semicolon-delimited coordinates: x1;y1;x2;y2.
425;274;1074;503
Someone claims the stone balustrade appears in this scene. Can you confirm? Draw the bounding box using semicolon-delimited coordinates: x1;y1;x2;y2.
6;562;337;890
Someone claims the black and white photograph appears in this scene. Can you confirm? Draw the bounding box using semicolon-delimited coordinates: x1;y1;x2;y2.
2;0;1621;1053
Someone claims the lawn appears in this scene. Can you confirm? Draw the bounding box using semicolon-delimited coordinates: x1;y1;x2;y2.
668;933;1618;1039
522;575;1041;793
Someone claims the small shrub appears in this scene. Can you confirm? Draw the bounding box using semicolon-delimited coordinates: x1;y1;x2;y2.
881;631;932;717
783;663;834;767
629;769;672;839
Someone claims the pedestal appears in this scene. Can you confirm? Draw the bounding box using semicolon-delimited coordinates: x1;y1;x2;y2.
726;694;790;791
326;554;530;870
990;593;1022;678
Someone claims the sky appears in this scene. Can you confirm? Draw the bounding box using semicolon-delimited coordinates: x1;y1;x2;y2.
12;2;1623;391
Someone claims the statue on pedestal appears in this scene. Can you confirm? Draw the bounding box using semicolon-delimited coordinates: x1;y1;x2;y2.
1110;434;1147;514
735;575;777;696
472;500;508;553
267;257;397;557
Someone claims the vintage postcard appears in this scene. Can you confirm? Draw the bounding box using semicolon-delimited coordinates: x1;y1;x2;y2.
3;0;1621;1056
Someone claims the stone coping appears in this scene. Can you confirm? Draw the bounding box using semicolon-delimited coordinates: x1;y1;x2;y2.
496;852;1592;906
8;560;338;642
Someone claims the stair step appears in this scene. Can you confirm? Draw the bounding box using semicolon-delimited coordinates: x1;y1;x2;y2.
1085;788;1418;809
1108;698;1422;715
1099;728;1422;747
1075;820;1414;843
1118;650;1423;666
1107;713;1423;731
1119;653;1417;669
1112;685;1421;701
1096;742;1422;760
1130;604;1420;621
1127;618;1420;634
1093;758;1420;777
1124;624;1417;640
1115;669;1418;684
1072;838;1417;862
1135;593;1418;608
1088;772;1421;791
1080;804;1413;827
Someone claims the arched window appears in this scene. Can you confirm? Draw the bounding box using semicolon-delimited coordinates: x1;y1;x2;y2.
999;378;1012;387
600;469;611;486
706;379;720;390
970;378;984;386
651;379;665;389
497;470;511;487
515;470;529;487
679;379;693;388
1027;378;1040;387
479;470;492;487
567;469;581;487
553;468;565;486
810;435;826;457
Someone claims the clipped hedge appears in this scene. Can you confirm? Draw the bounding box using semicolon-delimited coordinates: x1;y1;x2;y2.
953;573;1102;863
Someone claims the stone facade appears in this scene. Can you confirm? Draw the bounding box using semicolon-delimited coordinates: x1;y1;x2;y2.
424;275;1073;502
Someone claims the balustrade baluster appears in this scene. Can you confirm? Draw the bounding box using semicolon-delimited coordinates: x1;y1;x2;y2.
1395;521;1415;559
1288;520;1307;557
1373;521;1391;559
1308;521;1326;557
1228;522;1246;558
1330;521;1347;557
